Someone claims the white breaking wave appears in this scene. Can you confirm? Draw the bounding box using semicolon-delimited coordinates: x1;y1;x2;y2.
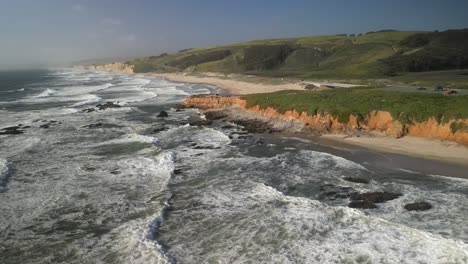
0;158;10;189
55;83;114;96
188;182;468;263
97;133;160;146
69;95;102;107
34;88;57;98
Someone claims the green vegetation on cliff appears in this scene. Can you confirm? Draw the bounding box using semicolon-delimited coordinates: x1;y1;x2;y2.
129;29;468;79
243;90;468;125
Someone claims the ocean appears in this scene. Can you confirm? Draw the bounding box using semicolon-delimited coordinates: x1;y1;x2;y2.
0;69;467;263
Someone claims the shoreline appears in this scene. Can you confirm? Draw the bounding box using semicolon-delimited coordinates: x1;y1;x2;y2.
147;72;305;94
85;69;468;177
278;132;468;179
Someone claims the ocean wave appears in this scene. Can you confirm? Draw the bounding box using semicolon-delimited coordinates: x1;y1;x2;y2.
34;88;57;98
69;95;103;107
56;83;114;96
182;182;468;263
97;133;160;146
0;158;11;191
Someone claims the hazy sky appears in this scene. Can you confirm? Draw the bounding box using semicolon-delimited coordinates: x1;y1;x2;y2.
0;0;467;68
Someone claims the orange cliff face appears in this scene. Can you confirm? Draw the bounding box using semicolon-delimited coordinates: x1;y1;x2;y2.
183;95;468;145
75;62;134;74
183;95;246;109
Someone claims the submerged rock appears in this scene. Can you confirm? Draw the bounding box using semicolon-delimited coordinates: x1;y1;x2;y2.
0;126;24;135
81;108;95;113
404;201;432;211
81;165;96;172
39;124;50;129
318;184;357;201
348;200;378;209
96;102;121;110
157;111;169;117
204;110;227;120
221;124;235;129
153;127;169;133
189;120;213;126
231;119;276;133
83;123;103;129
192;145;220;150
348;191;402;209
343;177;370;184
351;191;402;204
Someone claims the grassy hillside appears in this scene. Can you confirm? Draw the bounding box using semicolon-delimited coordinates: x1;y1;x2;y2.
128;29;468;79
243;90;468;130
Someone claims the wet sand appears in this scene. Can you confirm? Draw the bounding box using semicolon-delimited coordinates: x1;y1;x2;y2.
281;132;468;179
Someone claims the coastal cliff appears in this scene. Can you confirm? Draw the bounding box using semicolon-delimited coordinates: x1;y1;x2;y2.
75;62;134;74
183;95;468;145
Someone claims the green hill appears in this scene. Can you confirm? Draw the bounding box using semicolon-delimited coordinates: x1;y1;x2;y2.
129;29;468;79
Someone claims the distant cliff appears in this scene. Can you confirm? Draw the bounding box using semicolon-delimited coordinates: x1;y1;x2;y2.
75;62;134;74
183;95;468;145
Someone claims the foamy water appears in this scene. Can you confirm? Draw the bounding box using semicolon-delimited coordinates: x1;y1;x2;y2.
0;69;466;263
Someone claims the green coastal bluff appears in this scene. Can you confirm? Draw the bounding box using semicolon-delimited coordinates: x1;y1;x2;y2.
128;29;468;79
83;29;468;145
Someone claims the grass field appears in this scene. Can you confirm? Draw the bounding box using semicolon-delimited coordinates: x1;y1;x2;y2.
128;29;468;82
242;89;468;128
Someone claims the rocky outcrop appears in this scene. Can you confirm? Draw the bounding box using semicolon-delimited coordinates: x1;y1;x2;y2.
404;201;432;211
75;62;134;74
183;95;246;109
182;95;468;145
157;111;169;118
0;126;24;135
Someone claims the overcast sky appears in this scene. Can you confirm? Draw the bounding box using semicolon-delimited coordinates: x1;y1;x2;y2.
0;0;467;69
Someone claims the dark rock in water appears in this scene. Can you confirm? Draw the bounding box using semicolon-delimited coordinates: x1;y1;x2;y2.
173;169;183;175
193;145;220;150
0;126;24;135
157;111;169;117
174;104;186;110
83;123;103;129
81;108;95;113
81;165;96;172
221;124;235;129
231;119;276;133
343;177;370;184
189;120;213;126
96;102;121;110
110;170;121;175
153;127;169;133
404;201;432;211
318;184;357;201
348;200;378;209
204;111;227;120
175;108;184;112
39;124;50;129
350;191;402;206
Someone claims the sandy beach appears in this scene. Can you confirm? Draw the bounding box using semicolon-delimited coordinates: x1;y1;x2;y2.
170;73;468;171
149;72;305;94
321;134;468;167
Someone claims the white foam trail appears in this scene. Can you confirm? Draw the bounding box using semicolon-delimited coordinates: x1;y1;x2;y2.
0;158;10;190
34;88;57;98
97;134;160;145
56;83;114;96
69;95;102;107
189;182;468;263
